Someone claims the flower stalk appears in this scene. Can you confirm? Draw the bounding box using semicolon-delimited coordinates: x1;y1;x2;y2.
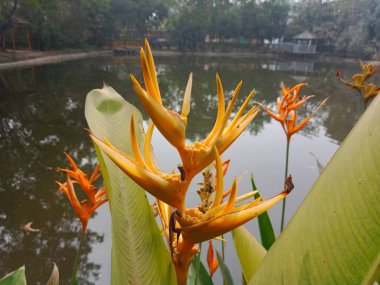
264;83;326;232
56;153;107;283
280;137;291;231
71;230;86;285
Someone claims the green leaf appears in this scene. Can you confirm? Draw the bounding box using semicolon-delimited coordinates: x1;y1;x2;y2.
188;256;213;285
0;266;27;285
85;85;176;284
216;251;234;285
46;263;59;285
250;93;380;284
232;226;266;282
251;175;276;250
361;251;380;285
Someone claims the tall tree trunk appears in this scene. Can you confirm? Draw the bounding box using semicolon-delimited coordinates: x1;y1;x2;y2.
0;31;6;51
0;0;19;51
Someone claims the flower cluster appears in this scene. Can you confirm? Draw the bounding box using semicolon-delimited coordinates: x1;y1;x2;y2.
264;83;327;140
89;39;293;284
57;152;107;233
336;60;380;102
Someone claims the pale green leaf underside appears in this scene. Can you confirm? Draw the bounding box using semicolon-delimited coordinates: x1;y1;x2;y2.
0;266;26;285
85;85;176;285
250;95;380;284
232;226;266;282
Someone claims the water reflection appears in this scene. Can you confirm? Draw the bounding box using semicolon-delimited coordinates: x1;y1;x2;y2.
0;55;364;284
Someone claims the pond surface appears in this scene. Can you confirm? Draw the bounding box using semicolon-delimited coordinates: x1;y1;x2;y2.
0;54;365;284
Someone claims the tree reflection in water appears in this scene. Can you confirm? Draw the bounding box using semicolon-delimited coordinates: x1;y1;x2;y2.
0;56;363;284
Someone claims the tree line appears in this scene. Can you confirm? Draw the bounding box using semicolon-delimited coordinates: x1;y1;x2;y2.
1;0;379;59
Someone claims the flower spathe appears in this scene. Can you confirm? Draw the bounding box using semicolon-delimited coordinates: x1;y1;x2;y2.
57;153;108;232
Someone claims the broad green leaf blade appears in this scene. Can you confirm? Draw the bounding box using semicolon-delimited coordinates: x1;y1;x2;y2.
216;251;234;285
361;251;380;285
251;175;276;250
85;85;176;284
232;226;266;282
250;93;380;284
46;263;59;285
0;266;26;285
188;257;213;285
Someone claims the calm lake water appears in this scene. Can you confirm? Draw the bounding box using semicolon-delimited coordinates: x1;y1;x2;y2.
0;54;365;284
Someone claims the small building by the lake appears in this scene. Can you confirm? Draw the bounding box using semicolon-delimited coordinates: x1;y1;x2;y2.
278;30;319;55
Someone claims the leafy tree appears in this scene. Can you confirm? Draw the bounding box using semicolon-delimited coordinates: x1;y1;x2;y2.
0;0;18;50
109;0;169;39
208;0;239;42
238;1;289;44
286;0;380;59
169;0;212;51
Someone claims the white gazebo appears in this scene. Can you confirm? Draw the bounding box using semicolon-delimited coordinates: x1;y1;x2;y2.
292;30;318;54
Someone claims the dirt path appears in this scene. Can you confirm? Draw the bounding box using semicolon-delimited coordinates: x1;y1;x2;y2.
0;50;112;70
0;49;378;71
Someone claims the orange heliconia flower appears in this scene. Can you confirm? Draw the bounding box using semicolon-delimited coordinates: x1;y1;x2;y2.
57;153;108;233
264;83;327;140
207;240;219;278
336;60;380;102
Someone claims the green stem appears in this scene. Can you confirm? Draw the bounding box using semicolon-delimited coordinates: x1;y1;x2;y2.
71;230;86;285
221;235;226;285
194;242;202;285
280;137;290;232
221;234;225;261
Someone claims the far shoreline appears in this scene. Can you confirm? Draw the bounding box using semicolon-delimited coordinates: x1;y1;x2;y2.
0;48;378;71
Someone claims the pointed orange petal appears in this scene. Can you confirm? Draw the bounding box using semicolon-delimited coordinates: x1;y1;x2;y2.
217;106;260;154
144;39;162;102
222;178;238;215
182;190;290;243
130;113;147;168
89;164;100;184
181;73;193;117
210;146;224;209
143;121;160;174
64;152;79;171
140;48;161;103
207;240;219;278
290;95;314;110
132;80;186;150
225;89;255;134
265;107;282;122
89;132;183;209
202;74;226;145
65;175;86;222
289;115;310;137
58;168;78;180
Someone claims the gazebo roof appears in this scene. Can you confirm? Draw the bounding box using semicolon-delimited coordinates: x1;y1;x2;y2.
293;30;318;40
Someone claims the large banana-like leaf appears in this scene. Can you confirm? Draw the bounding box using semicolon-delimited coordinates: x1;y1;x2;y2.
85;85;176;285
0;266;26;285
250;94;380;284
232;226;266;282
